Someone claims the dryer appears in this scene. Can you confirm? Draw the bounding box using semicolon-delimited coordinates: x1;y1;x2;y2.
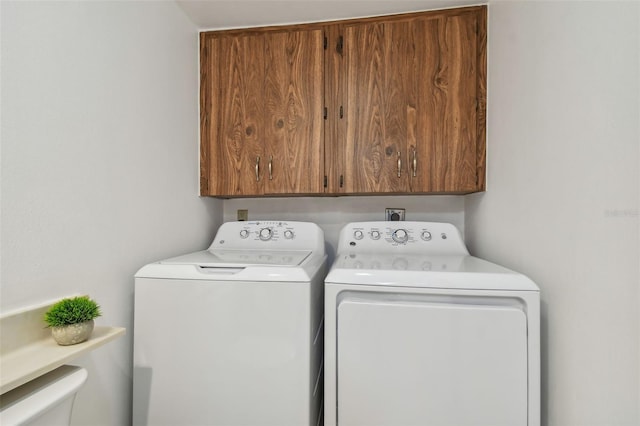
324;221;540;426
133;221;326;426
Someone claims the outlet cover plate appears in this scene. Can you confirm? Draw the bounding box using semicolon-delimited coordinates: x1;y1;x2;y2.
237;209;248;221
385;208;405;221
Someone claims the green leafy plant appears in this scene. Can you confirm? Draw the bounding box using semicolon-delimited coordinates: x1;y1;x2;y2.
44;296;102;328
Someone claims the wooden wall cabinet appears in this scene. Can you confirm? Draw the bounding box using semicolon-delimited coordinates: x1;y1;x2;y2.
200;6;486;197
200;28;324;196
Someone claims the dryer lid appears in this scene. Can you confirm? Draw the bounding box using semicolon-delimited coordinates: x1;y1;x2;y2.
325;253;539;291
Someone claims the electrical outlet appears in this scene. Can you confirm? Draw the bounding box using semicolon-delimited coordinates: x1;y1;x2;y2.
385;208;405;221
237;209;248;221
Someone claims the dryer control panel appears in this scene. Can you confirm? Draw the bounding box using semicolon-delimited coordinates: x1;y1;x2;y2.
337;221;468;256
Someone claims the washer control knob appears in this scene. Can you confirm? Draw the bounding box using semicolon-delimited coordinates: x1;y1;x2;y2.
239;229;249;239
392;229;409;244
370;230;381;240
353;230;364;240
284;230;294;239
421;231;432;241
259;227;273;241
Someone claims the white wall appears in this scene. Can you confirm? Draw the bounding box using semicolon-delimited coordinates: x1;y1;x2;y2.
177;0;482;30
0;1;221;424
466;2;639;425
224;196;464;259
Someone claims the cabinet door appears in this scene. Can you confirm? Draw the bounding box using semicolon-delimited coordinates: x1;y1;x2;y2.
339;8;485;194
342;20;415;193
264;29;324;194
200;33;264;196
412;10;481;193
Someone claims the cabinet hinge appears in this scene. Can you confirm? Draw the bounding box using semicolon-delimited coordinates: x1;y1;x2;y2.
324;107;328;120
339;106;344;119
339;175;344;188
324;36;328;50
323;176;328;188
336;36;344;55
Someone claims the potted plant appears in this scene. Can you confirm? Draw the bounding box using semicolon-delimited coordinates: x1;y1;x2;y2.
44;296;102;346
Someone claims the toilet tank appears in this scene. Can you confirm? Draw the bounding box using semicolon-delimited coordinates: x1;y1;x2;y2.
0;365;87;426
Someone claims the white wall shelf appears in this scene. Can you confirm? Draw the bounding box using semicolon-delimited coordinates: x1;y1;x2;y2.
0;298;125;395
0;326;125;395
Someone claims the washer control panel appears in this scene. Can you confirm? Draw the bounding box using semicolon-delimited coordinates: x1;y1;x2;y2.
210;221;323;253
340;221;468;256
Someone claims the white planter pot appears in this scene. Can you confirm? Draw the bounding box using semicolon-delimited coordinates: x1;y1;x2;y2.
51;320;94;346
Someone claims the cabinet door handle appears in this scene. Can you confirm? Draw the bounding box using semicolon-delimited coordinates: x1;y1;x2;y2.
255;156;261;181
397;151;402;178
412;148;417;177
268;155;273;180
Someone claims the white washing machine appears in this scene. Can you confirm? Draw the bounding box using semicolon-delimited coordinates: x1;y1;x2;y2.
133;221;326;426
325;221;540;426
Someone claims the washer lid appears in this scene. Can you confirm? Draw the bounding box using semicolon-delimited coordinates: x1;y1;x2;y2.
159;249;312;268
325;253;539;291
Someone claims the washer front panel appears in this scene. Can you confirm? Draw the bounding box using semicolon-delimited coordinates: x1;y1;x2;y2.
134;278;314;426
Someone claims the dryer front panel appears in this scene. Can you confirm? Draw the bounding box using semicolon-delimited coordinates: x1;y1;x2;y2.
336;292;528;426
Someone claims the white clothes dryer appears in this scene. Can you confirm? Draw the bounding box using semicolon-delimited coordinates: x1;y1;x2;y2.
324;221;540;426
133;221;326;426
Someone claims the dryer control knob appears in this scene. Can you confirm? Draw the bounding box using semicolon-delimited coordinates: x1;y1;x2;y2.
239;229;249;239
259;228;273;241
392;229;409;244
421;231;432;241
284;230;294;239
370;230;381;240
353;230;364;240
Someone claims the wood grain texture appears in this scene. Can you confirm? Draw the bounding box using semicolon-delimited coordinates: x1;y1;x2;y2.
200;33;211;195
199;6;487;197
415;11;478;193
343;20;416;193
324;24;344;194
264;29;324;194
476;6;487;191
411;16;439;193
339;8;485;195
208;33;264;196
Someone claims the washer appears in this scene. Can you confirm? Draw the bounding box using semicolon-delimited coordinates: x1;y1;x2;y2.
133;221;326;426
325;221;540;426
